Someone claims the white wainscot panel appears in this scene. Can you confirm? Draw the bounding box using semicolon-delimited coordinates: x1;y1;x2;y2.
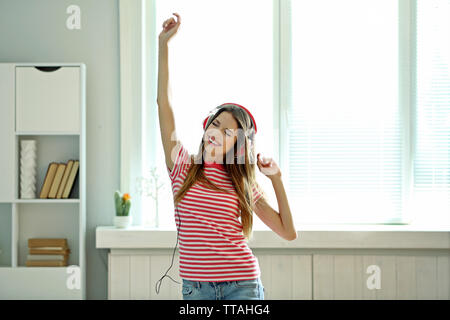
313;254;450;300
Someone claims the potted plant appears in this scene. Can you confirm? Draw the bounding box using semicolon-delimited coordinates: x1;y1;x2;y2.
114;190;132;228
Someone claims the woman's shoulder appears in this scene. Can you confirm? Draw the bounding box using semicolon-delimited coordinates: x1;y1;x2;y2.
167;142;193;181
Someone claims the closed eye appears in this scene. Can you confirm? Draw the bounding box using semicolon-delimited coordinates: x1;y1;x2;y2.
213;121;232;136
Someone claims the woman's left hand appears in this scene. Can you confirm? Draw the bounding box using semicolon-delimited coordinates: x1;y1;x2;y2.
257;153;282;180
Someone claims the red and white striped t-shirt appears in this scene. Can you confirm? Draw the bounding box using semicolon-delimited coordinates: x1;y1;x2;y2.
166;143;263;282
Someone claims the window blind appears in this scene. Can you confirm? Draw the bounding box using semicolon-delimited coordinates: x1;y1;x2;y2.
413;0;450;224
288;0;402;224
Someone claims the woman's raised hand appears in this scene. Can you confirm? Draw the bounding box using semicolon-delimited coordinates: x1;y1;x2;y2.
159;13;181;45
257;153;282;181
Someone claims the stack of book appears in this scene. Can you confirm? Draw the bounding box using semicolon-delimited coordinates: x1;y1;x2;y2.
26;238;70;267
39;160;79;199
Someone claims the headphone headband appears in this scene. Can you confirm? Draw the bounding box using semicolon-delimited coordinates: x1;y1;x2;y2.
202;102;258;134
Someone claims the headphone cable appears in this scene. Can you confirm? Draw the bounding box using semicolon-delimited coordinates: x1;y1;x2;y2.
155;206;182;294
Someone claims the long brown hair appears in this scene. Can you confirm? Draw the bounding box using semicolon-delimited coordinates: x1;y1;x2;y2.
174;104;268;241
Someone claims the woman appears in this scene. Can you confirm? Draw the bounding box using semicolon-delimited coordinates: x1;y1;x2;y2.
158;13;297;300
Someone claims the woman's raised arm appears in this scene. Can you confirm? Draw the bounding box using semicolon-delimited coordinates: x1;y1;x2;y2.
157;13;181;172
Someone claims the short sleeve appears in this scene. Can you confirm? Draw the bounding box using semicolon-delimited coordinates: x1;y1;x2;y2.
252;183;264;206
166;142;190;182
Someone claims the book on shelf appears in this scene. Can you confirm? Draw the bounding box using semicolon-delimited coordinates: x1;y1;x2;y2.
29;247;71;254
39;160;79;199
56;160;74;199
28;238;68;248
62;160;79;199
26;258;68;267
39;162;58;198
48;163;66;198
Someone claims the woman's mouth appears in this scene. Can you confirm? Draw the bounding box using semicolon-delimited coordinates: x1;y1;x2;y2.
208;136;221;146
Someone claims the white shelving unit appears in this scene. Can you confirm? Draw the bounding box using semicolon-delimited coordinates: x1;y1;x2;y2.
0;63;86;299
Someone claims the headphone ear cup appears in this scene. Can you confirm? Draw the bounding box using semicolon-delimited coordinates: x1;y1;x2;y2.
203;116;209;130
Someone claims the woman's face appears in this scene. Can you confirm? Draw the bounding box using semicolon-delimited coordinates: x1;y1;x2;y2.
203;111;239;162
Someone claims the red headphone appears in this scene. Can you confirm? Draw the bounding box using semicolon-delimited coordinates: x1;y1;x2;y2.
202;102;258;134
202;103;257;159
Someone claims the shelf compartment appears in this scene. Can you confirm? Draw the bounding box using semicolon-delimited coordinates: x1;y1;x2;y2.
16;135;80;200
0;266;82;299
17;203;79;267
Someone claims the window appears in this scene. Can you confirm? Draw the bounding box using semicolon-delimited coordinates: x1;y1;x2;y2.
287;0;402;224
143;0;275;229
412;0;450;225
137;0;450;229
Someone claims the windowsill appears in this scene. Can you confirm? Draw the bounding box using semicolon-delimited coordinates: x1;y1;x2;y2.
96;224;450;250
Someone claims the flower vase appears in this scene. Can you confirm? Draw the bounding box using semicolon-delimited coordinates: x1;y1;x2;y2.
20;140;37;199
114;215;132;228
